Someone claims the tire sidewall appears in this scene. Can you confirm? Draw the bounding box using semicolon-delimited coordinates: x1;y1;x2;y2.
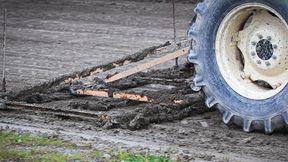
197;0;288;118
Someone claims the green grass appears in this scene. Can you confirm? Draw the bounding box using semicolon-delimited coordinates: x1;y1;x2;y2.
0;149;172;162
89;150;104;158
0;149;32;160
0;149;85;162
41;152;84;162
0;131;81;161
116;151;172;162
0;131;173;162
0;131;74;147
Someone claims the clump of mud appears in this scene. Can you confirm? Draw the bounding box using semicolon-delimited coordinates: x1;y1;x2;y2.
5;43;214;131
103;101;211;130
8;63;212;131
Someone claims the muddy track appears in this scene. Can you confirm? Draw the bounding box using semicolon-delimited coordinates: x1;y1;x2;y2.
8;41;171;100
0;0;196;92
0;1;287;161
5;54;209;130
1;50;288;162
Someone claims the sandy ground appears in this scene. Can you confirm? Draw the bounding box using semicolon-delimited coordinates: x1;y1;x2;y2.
0;0;287;162
0;0;194;92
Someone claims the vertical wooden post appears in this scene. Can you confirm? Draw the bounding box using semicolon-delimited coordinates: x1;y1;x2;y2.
172;0;178;67
2;9;7;92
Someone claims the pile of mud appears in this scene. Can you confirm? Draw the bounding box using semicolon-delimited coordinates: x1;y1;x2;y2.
5;43;214;130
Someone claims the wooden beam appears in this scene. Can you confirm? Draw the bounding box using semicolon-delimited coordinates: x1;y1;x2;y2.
72;88;202;105
75;89;109;97
113;92;153;102
105;47;189;83
74;89;153;103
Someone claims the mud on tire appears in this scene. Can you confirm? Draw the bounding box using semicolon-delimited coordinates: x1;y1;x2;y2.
188;0;288;133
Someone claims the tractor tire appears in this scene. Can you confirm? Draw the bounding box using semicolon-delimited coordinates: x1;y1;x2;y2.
188;0;288;133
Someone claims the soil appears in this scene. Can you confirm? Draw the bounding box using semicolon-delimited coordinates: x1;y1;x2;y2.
2;58;288;162
0;0;195;92
0;0;287;162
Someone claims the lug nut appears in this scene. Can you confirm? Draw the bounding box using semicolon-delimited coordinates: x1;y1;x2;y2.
272;55;277;60
189;31;194;36
240;73;246;79
273;45;278;49
257;60;261;64
265;62;271;66
251;42;257;46
251;52;256;56
257;34;263;39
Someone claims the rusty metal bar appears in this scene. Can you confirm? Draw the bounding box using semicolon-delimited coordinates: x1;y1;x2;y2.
172;0;178;67
6;101;101;118
2;9;7;92
172;0;176;43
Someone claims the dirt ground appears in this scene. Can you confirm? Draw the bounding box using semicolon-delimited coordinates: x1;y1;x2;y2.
0;0;287;162
0;0;194;92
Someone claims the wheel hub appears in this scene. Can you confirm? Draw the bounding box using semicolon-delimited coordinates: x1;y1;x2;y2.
256;39;273;61
238;10;288;88
215;3;288;100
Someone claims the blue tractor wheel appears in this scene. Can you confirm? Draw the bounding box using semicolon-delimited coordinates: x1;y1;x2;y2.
188;0;288;133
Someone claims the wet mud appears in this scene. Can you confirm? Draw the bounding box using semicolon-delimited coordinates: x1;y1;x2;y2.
9;41;171;101
0;0;287;161
1;58;287;162
8;59;209;131
1;39;287;162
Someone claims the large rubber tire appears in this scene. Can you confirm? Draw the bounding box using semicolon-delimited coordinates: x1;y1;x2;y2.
188;0;288;133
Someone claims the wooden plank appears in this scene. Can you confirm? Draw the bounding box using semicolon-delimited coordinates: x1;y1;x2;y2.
133;77;187;83
113;92;153;102
105;47;189;83
129;84;176;93
75;89;109;97
74;89;153;103
71;88;203;105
